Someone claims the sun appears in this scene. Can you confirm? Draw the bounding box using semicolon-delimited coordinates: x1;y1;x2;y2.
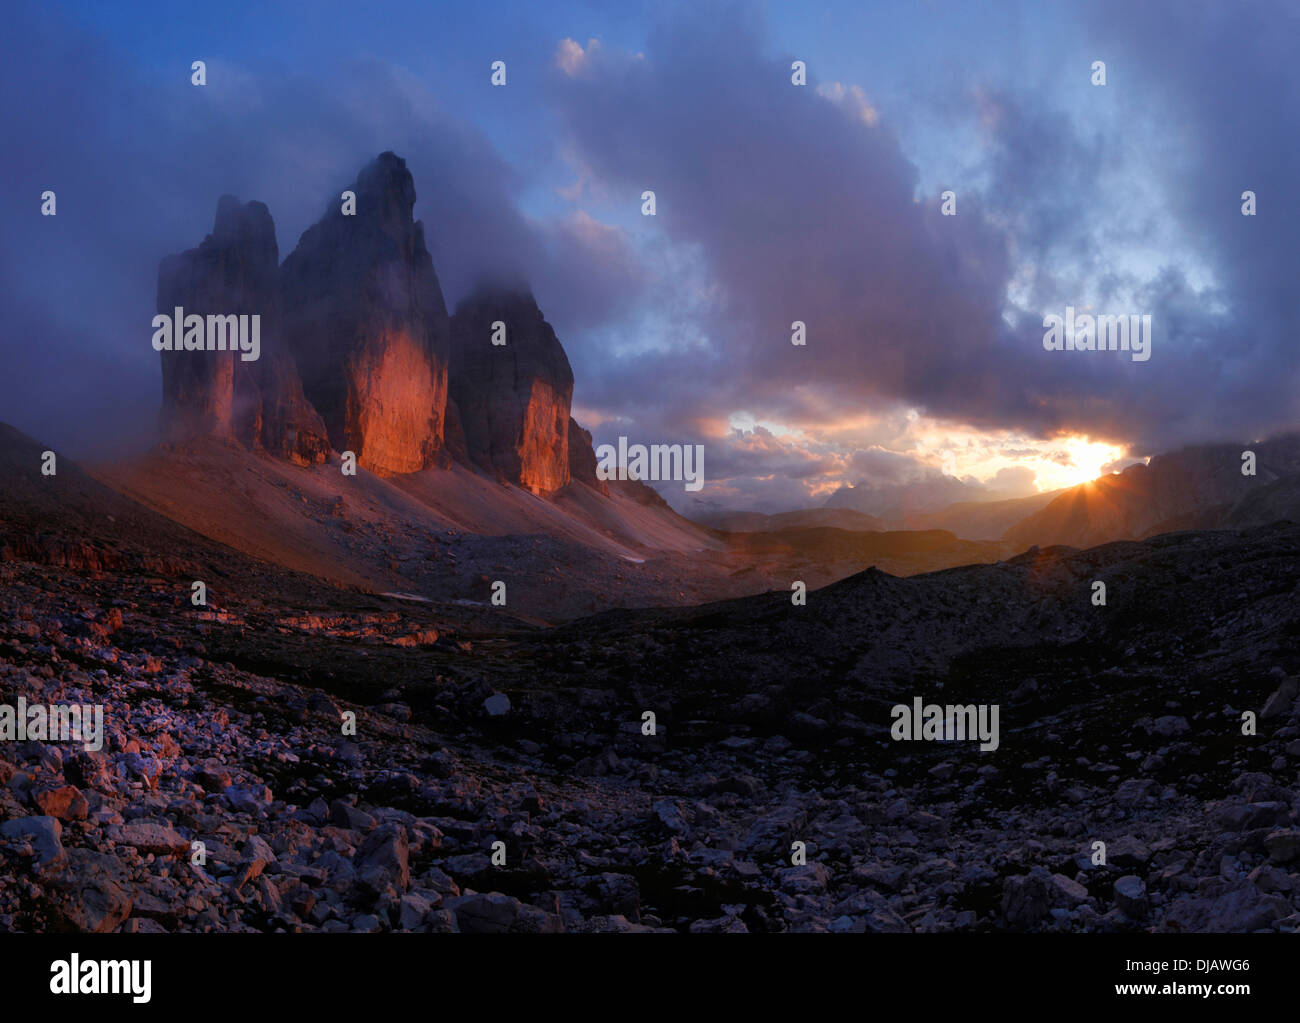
1048;437;1126;490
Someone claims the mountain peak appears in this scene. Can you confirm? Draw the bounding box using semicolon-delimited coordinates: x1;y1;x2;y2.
449;291;574;494
155;154;611;494
211;195;277;256
280;153;450;476
350;151;418;234
155;195;329;465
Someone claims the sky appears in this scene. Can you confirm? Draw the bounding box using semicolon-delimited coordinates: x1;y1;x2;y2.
3;0;1297;514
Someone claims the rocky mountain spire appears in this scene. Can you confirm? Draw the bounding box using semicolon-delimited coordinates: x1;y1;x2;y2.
281;152;451;476
449;288;574;494
155;154;615;493
156;196;330;465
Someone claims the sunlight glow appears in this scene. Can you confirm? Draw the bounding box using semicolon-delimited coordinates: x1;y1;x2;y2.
1037;436;1127;490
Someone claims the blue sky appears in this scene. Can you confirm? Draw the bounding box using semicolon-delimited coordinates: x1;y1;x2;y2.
4;0;1297;512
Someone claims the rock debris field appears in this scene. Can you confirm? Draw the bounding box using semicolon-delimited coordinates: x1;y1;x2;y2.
4;490;1300;933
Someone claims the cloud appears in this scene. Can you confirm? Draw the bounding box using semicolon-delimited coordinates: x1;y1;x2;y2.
555;37;601;77
548;1;1300;475
816;82;879;126
987;465;1038;498
5;0;1297;514
0;4;643;456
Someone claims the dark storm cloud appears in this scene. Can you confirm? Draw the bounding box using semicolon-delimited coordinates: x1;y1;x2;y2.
704;426;840;482
0;4;642;456
1078;0;1300;448
547;2;1300;455
3;0;1297;480
547;9;1013;435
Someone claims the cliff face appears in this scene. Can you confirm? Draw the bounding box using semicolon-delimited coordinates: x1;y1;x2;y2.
156;196;329;465
258;353;333;466
281;152;450;476
156;153;619;497
449;289;574;495
567;417;608;496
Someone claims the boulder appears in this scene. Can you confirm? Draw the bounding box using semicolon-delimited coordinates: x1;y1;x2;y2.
0;814;65;867
353;822;411;892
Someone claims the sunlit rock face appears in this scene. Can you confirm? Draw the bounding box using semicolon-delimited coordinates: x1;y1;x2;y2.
157;195;330;465
449;289;574;495
158;154;603;489
281;152;450;476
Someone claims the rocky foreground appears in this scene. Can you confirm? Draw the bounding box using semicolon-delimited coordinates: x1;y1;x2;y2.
3;516;1300;932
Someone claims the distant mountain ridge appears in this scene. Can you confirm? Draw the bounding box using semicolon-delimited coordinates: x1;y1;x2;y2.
693;507;887;533
903;490;1063;540
698;434;1300;554
1004;435;1300;549
696;490;1060;542
823;471;980;520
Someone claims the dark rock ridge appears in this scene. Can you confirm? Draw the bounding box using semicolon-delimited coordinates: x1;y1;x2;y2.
281;152;451;477
567;418;607;495
1004;434;1300;549
156;196;330;466
449;289;574;495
